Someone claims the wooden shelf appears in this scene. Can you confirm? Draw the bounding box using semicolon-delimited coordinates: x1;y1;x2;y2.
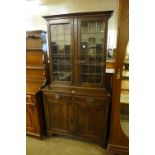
26;65;45;69
26;48;43;51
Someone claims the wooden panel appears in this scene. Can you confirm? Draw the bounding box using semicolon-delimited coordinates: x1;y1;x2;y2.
26;68;45;82
74;95;109;141
26;82;42;94
44;93;72;134
48;102;71;132
26;50;45;66
77;105;105;137
26;39;42;49
26;104;39;133
26;93;45;137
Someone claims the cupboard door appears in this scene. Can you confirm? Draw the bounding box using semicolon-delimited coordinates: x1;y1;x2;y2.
26;104;40;134
48;19;74;84
74;96;109;142
77;17;108;87
44;93;72;134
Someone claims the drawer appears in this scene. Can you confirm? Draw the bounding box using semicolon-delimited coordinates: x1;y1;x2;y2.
74;96;108;105
45;93;72;101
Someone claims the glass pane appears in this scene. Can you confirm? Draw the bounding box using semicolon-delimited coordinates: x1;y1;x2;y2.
64;24;71;35
97;22;104;33
57;25;64;34
64;35;71;45
89;22;96;33
96;34;104;44
79;21;105;84
81;22;88;33
64;45;71;55
50;23;72;82
81;34;89;42
120;43;129;137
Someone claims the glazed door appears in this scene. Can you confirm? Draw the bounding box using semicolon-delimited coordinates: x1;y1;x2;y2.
77;16;109;87
48;18;74;84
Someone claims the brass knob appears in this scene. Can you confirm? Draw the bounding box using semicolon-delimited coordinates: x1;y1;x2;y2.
72;91;75;94
55;94;60;99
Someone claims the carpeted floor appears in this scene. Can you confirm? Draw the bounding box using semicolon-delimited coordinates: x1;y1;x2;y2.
26;136;105;155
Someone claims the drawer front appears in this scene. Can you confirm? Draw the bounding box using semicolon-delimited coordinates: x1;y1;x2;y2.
44;93;72;102
74;96;109;106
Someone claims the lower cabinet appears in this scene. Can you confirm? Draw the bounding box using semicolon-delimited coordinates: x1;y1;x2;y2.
43;87;110;147
26;93;45;138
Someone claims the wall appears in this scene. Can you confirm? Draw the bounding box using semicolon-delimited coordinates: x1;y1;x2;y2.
26;0;118;48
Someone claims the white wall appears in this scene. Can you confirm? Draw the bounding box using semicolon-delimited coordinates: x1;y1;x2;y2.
26;0;118;48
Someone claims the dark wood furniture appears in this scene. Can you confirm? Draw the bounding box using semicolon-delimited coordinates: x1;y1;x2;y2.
42;11;113;147
26;30;47;138
106;0;129;154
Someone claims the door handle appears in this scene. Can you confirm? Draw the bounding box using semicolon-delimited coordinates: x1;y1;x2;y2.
116;69;121;79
